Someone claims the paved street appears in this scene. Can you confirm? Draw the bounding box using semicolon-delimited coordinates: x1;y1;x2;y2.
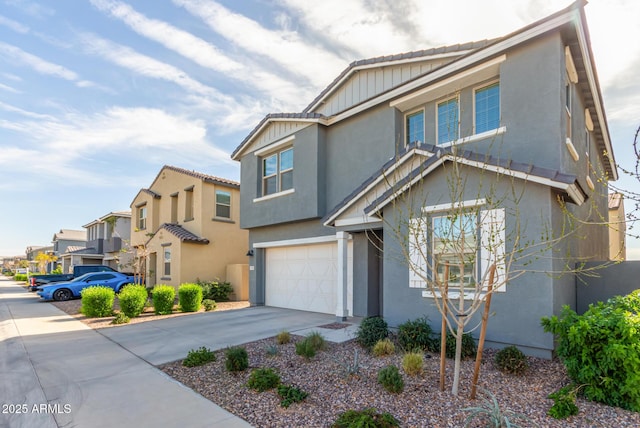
0;277;350;428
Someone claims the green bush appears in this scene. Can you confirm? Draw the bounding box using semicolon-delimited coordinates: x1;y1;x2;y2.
202;299;217;311
14;273;28;282
247;367;281;392
80;286;115;317
377;365;404;394
276;330;291;344
402;351;423;376
305;331;327;351
541;291;640;411
332;408;400;428
277;384;308;408
295;338;317;360
111;312;130;325
225;346;249;372
372;338;395;357
397;317;435;351
356;316;389;350
178;283;202;312
117;284;147;318
197;280;234;301
436;332;476;359
183;346;216;367
547;385;580;419
495;345;528;375
152;285;175;315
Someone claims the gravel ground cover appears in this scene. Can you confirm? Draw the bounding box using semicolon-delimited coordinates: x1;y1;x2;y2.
161;335;640;428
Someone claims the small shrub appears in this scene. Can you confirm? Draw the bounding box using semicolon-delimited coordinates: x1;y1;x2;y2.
117;284;147;318
225;346;249;372
178;283;202;312
462;389;531;427
332;408;400;428
402;351;423;376
14;273;28;282
356;316;389;350
372;338;395;357
377;365;404;394
80;286;115;317
295;338;317;360
151;284;175;315
495;345;529;375
183;346;216;367
439;332;476;359
276;330;291;344
277;384;308;408
202;299;217;311
197;280;234;301
265;344;279;357
335;349;361;377
397;317;435;351
111;312;130;325
305;331;327;351
547;384;580;419
247;367;281;392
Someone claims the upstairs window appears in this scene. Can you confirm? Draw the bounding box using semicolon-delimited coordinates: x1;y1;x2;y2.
406;110;425;146
475;82;500;133
138;206;147;230
215;190;231;219
263;147;293;196
437;97;459;145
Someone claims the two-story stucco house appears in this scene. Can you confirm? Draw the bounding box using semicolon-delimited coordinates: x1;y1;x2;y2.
130;165;249;296
232;2;616;358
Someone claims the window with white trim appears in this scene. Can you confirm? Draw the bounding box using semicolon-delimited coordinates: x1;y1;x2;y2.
262;147;293;196
437;97;459;145
475;82;500;134
215;190;231;219
406;109;424;146
432;213;477;288
163;248;171;276
138;205;147;230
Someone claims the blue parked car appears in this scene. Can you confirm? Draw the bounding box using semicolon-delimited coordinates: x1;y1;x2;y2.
37;272;136;301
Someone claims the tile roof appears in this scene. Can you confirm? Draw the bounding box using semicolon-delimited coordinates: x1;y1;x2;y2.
162;165;240;188
159;223;210;244
141;188;161;198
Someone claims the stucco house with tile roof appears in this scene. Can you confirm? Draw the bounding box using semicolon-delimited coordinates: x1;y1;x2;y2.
130;165;249;295
232;1;615;358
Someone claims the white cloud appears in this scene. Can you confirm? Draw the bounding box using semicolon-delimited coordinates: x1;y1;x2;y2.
0;83;20;93
0;101;54;119
0;14;29;33
0;42;78;81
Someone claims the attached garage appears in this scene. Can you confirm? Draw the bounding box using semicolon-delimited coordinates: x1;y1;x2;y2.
265;241;352;314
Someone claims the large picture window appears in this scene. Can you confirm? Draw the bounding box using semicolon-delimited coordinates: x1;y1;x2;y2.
406;110;424;146
263;147;293;196
475;82;500;133
437;97;459;145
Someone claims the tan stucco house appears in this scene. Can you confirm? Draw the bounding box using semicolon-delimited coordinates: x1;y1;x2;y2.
130;165;249;296
608;193;626;261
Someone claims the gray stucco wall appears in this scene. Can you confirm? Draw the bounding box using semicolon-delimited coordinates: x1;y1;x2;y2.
576;261;640;314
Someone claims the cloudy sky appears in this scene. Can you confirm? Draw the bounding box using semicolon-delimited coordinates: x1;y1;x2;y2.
1;0;639;258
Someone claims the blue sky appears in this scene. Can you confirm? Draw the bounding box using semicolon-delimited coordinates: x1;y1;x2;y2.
1;0;639;258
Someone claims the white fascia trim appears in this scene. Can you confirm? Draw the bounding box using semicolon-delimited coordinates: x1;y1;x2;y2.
307;51;470;113
254;135;295;157
436;126;506;148
253;235;338;249
390;55;506;109
335;216;381;227
323;148;433;226
326;12;573;127
574;19;617;180
253;188;295;203
421;198;487;214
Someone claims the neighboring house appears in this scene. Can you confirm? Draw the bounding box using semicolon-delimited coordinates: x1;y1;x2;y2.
232;2;616;358
25;245;55;273
608;193;626;261
52;229;86;272
129;165;249;294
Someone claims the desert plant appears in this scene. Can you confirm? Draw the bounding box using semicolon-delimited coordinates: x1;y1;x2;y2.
397;317;435;352
547;384;580;419
372;338;395;357
295;338;317;360
151;284;175;315
225;346;249;372
332;408;400;428
178;283;202;312
80;286;115;317
541;290;640;411
335;349;362;377
402;351;423;376
305;331;327;351
495;345;529;375
183;346;216;367
356;316;389;350
377;365;404;394
277;384;308;408
265;344;279;357
276;330;291;344
197;280;234;301
202;299;217;311
117;284;147;318
111;311;130;325
462;389;532;427
247;367;281;392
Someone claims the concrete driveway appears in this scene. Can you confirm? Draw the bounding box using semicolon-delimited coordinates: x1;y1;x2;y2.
0;277;352;428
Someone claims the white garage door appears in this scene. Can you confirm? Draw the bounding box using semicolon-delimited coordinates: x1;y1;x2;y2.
265;242;352;314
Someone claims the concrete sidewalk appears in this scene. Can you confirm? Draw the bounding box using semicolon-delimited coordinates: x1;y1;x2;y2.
0;277;359;428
